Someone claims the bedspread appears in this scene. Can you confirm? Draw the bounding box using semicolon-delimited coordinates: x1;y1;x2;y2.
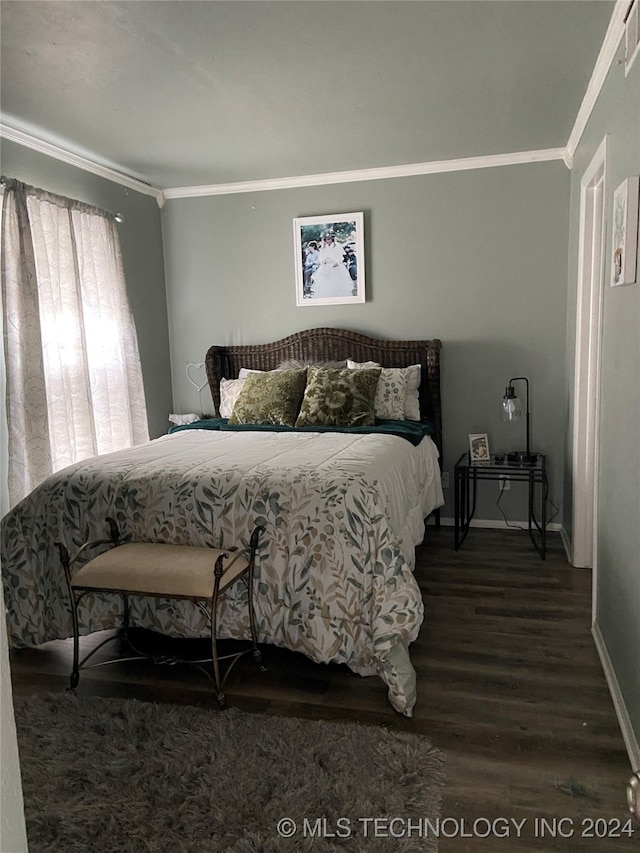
1;429;443;714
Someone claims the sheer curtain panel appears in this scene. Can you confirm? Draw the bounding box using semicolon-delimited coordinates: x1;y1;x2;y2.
1;179;149;508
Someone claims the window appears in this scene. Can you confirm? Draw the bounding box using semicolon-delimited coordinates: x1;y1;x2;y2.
1;179;149;507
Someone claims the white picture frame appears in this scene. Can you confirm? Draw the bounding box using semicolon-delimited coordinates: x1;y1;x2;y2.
293;212;365;306
611;176;639;286
469;433;490;462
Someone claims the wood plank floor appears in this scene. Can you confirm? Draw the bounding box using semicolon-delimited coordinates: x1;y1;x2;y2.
10;527;638;852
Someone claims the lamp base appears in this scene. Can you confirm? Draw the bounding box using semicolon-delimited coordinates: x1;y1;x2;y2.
507;450;537;466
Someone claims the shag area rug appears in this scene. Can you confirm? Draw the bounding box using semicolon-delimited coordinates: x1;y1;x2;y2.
14;692;445;853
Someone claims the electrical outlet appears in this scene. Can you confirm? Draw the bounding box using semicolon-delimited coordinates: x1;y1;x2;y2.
499;476;510;491
441;472;449;489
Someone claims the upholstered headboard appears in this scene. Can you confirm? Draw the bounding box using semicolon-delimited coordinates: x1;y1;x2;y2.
205;327;442;456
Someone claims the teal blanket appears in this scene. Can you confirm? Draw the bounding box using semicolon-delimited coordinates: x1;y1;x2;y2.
169;418;433;446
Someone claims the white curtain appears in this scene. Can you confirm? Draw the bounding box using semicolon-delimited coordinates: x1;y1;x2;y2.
1;179;149;508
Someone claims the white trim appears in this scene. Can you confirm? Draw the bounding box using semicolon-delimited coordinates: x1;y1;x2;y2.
0;123;165;207
566;1;627;160
0;120;566;199
559;524;572;562
0;186;8;521
626;38;640;74
572;137;607;584
625;0;640;75
437;517;562;533
163;148;567;199
593;621;640;771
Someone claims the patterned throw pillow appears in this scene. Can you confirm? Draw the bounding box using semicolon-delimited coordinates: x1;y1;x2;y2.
219;377;245;418
228;369;307;426
347;360;421;421
345;361;408;420
402;364;421;421
295;367;381;428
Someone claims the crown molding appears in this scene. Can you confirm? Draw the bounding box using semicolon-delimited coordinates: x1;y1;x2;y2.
0;123;165;206
0;120;565;201
566;0;627;160
0;3;626;197
163;148;567;199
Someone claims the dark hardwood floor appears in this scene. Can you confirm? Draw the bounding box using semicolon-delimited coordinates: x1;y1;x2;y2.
10;527;637;852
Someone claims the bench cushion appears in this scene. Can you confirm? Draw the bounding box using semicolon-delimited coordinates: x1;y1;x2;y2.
71;543;249;599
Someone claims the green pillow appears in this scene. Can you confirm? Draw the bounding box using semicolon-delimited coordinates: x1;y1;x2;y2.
228;369;307;427
295;367;381;428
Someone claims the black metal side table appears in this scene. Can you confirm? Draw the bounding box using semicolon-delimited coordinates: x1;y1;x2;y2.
454;452;547;559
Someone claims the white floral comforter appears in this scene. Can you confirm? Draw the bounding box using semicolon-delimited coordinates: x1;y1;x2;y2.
1;429;443;715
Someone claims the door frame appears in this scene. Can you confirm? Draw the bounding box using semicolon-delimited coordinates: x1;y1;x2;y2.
571;137;607;615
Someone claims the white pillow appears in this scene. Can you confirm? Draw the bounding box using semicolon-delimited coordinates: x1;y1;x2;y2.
169;413;200;426
402;364;421;421
346;360;407;421
222;369;265;417
347;360;421;421
219;377;245;418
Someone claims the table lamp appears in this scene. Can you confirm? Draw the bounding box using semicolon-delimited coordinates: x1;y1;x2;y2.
501;377;536;465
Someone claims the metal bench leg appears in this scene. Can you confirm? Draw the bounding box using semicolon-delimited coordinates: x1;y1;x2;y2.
56;520;123;690
247;525;266;671
121;593;131;651
211;553;227;709
70;605;81;690
209;525;267;707
56;542;81;689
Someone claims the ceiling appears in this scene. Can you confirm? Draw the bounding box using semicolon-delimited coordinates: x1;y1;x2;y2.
0;1;614;190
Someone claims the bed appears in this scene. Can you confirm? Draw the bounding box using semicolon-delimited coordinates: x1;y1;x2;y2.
1;327;443;715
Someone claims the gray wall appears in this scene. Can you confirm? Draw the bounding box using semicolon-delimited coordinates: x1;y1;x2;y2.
0;140;171;439
565;50;640;748
162;160;571;522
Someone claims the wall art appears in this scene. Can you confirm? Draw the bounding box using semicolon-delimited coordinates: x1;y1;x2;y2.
611;176;639;286
293;212;365;306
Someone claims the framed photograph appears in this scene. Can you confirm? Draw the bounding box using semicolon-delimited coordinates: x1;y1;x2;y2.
293;212;365;306
610;176;639;286
469;433;490;462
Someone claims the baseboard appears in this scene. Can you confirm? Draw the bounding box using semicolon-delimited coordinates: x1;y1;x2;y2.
559;524;572;562
436;516;562;532
592;620;640;772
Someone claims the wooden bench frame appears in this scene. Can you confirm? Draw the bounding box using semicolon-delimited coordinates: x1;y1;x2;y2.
55;520;265;708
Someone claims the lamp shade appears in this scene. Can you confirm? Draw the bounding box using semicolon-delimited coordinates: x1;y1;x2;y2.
501;386;521;421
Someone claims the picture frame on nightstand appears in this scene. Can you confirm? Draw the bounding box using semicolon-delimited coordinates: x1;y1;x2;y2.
469;433;490;462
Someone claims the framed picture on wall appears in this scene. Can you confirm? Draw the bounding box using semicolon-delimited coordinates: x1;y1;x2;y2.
469;433;490;462
610;176;639;286
293;212;365;306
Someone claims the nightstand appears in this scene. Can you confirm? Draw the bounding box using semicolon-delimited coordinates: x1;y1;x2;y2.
454;452;547;559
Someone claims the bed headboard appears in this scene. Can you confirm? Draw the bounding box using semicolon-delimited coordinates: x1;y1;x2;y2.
205;327;442;456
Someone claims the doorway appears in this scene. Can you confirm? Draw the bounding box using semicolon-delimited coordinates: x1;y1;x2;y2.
571;138;607;612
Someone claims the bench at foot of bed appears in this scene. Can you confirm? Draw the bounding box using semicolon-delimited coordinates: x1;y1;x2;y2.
55;521;266;709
